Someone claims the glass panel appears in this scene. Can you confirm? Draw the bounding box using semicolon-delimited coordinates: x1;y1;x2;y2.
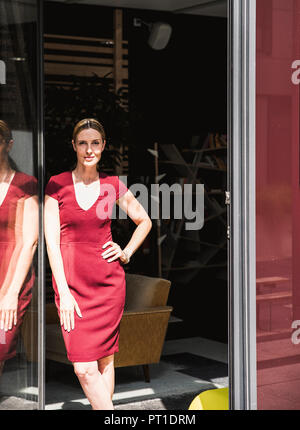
256;0;300;410
0;0;39;410
44;1;228;411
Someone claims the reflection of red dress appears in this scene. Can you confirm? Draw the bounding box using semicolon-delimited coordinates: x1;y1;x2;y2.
0;171;37;361
45;171;129;362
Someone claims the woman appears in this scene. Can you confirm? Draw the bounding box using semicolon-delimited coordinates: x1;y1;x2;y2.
44;118;152;410
0;120;38;378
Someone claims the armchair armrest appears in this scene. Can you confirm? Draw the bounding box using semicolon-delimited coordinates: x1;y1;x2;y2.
123;305;173;316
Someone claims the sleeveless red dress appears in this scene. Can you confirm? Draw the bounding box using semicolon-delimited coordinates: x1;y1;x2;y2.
0;171;37;361
45;171;129;362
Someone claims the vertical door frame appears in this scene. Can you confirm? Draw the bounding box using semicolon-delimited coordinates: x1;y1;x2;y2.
228;0;257;410
37;0;45;411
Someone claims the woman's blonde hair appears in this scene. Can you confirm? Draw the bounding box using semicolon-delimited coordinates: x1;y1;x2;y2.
72;118;106;142
0;120;13;143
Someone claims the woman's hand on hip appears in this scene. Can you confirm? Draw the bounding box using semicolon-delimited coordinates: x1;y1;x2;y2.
59;291;82;332
101;241;127;264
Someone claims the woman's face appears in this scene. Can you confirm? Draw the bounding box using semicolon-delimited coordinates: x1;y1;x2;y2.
72;128;105;169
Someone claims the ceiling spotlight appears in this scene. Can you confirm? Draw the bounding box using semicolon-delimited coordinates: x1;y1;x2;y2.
134;18;172;50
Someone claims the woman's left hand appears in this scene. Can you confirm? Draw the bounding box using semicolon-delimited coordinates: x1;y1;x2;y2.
101;241;127;264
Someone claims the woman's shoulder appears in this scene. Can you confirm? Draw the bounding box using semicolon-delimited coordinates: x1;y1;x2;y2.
99;172;116;185
45;171;72;199
15;170;37;184
14;171;38;196
100;172;127;183
100;173;129;200
47;170;71;185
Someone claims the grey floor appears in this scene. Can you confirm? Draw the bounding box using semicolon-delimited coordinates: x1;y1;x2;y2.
0;336;228;410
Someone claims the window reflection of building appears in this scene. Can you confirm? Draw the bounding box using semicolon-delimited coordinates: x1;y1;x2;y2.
256;0;300;410
0;0;39;409
0;121;38;399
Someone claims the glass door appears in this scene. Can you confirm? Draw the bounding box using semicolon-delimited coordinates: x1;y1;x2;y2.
0;0;44;410
256;0;300;410
43;0;229;411
229;0;300;410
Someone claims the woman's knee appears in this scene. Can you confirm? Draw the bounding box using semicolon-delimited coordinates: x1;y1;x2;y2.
73;361;98;382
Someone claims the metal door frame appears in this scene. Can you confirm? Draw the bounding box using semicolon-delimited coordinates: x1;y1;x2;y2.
228;0;257;410
37;0;45;411
35;0;258;411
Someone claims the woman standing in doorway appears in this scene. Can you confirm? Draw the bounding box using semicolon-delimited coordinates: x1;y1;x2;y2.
0;120;38;378
44;118;152;410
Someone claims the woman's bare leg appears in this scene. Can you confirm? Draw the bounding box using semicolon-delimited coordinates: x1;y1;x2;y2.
73;360;114;410
97;354;115;400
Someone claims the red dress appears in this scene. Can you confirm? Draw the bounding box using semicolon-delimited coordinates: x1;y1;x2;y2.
0;171;37;361
45;171;129;362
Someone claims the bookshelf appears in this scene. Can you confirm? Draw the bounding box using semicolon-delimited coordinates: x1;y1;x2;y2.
152;133;228;280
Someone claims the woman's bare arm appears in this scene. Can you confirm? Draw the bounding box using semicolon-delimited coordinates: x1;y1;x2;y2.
44;195;69;296
117;189;152;259
6;195;39;294
101;190;152;264
0;195;38;331
44;195;81;332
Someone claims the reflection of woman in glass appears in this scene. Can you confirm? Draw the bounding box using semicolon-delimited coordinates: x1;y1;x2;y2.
0;120;38;378
44;118;152;410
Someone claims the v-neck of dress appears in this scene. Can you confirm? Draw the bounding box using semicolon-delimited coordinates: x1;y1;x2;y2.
71;170;101;212
0;171;16;208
